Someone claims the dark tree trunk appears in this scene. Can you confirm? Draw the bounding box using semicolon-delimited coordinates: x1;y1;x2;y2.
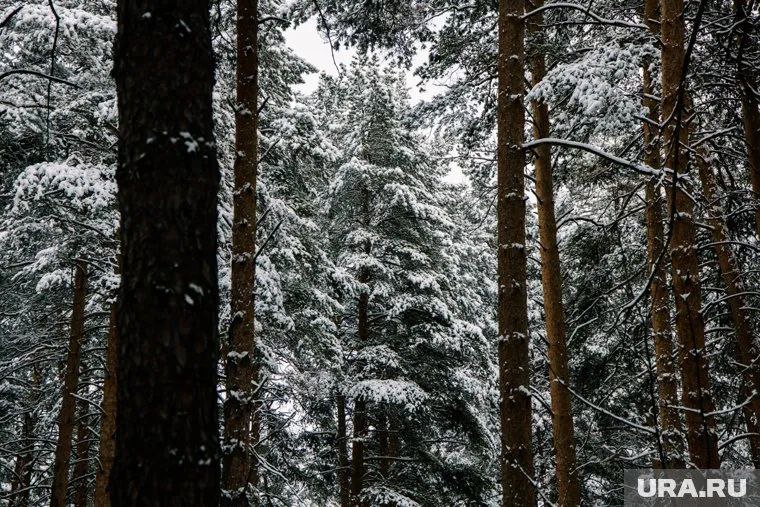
733;0;760;237
337;394;350;507
95;305;118;507
642;0;686;469
660;0;720;468
497;0;534;504
72;400;92;507
110;0;221;504
377;411;390;477
50;262;88;507
696;151;760;467
223;0;260;504
8;409;35;507
350;281;369;507
527;2;580;503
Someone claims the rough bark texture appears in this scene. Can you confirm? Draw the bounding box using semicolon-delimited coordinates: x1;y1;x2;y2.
696;152;760;467
642;0;686;469
350;279;369;507
527;2;580;504
337;394;350;507
94;304;117;507
50;262;88;507
72;400;92;507
734;0;760;237
223;0;260;504
110;0;221;504
660;0;720;468
497;0;534;503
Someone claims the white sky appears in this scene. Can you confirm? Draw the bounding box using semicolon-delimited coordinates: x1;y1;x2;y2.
283;18;466;184
284;18;437;103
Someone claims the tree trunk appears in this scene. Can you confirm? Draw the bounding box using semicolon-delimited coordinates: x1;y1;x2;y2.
642;0;686;469
110;0;221;504
72;400;92;507
527;2;580;503
733;0;760;237
8;411;34;507
337;394;350;507
223;0;260;504
497;0;534;503
94;305;118;507
696;151;760;467
378;411;390;477
350;282;369;507
50;261;88;507
660;0;721;468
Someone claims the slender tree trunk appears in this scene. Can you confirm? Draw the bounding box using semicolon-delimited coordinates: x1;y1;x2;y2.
350;280;369;507
497;0;534;503
733;0;760;237
110;0;221;503
72;400;92;507
94;305;117;507
378;411;390;477
8;411;34;507
387;413;399;463
527;2;579;503
223;0;260;504
642;0;686;469
660;0;720;468
50;261;88;507
337;394;350;507
696;151;760;467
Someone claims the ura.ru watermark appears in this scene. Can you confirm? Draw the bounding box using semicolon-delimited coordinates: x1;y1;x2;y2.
624;470;760;506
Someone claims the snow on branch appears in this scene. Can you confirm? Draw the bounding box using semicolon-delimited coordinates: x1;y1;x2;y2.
522;2;648;30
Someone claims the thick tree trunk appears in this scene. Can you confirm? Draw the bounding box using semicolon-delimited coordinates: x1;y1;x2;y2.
94;304;117;507
350;282;369;507
660;0;720;468
223;0;260;504
50;262;88;507
72;400;92;507
110;0;221;504
734;0;760;237
696;152;760;467
497;0;534;503
642;0;686;469
337;394;350;507
527;2;580;503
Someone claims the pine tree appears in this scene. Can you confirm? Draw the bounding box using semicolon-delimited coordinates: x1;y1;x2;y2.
497;0;534;503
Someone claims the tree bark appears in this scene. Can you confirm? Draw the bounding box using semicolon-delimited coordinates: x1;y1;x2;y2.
8;410;34;507
378;411;390;477
223;0;260;504
94;304;118;507
527;2;580;503
350;281;369;507
50;261;88;507
110;0;221;504
733;0;760;237
696;151;760;467
642;0;686;469
72;400;92;507
497;0;534;503
337;394;350;507
660;0;721;468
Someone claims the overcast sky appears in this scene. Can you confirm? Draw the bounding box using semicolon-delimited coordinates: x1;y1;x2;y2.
283;18;466;183
283;18;438;103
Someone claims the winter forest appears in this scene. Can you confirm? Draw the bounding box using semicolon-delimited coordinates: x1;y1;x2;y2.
1;0;760;505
